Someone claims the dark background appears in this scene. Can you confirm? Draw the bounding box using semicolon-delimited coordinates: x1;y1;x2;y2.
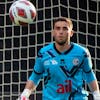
0;0;100;100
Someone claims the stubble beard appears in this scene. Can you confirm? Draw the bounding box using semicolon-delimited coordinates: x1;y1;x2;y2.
54;36;70;46
56;41;66;45
55;38;68;46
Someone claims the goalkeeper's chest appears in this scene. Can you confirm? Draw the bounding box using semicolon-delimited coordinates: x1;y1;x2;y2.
43;55;84;77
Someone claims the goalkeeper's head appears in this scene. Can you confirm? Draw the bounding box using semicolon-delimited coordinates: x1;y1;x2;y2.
52;17;74;46
53;17;73;31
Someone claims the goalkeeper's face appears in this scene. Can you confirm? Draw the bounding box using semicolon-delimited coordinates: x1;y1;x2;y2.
53;21;73;45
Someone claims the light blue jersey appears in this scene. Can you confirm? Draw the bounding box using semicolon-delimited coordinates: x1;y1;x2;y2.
29;42;96;100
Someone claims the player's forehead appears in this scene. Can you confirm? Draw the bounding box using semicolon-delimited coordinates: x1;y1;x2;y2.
54;21;69;28
53;17;72;29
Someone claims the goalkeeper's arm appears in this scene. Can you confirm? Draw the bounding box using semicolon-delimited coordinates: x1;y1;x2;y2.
17;80;36;100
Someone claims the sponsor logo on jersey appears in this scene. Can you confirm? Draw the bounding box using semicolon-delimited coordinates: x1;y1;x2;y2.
44;59;58;65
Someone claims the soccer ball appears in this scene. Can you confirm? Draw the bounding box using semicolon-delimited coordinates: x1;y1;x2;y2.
9;0;36;25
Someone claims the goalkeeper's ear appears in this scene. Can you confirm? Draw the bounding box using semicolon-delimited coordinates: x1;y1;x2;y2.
70;30;74;37
52;30;54;36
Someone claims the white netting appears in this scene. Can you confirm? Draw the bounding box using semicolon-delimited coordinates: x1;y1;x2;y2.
0;0;100;100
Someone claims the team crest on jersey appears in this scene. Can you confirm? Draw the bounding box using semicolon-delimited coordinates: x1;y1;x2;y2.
73;58;79;66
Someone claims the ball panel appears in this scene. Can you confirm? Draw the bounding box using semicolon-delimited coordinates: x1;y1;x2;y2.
17;7;27;18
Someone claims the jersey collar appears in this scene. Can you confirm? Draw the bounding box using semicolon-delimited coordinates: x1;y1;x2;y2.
53;43;74;55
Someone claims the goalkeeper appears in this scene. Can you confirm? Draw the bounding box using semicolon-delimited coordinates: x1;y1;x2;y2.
18;17;100;100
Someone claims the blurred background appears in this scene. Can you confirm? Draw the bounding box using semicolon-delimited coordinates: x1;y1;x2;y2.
0;0;100;100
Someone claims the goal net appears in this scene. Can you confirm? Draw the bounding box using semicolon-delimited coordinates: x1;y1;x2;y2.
0;0;100;100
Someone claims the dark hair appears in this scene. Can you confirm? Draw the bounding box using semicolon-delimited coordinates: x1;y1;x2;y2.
53;17;73;30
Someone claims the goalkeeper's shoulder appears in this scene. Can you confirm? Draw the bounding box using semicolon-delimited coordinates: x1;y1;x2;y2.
37;43;54;57
72;42;89;53
40;43;53;52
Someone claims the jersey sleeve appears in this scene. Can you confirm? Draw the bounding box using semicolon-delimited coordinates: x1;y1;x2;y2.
83;49;96;83
28;50;44;85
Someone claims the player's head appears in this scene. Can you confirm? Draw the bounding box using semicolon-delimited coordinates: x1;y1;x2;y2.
52;17;74;45
53;17;73;31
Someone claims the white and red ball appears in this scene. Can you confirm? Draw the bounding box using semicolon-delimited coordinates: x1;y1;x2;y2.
9;0;36;25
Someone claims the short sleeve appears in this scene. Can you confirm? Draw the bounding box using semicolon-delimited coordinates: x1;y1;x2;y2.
83;49;92;72
34;51;44;73
28;50;44;85
83;49;96;83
